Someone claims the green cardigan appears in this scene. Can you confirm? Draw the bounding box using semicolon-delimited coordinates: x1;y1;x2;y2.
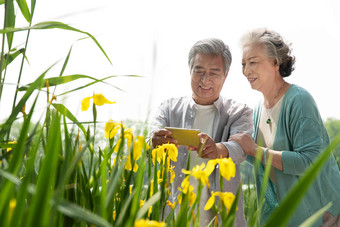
249;84;340;226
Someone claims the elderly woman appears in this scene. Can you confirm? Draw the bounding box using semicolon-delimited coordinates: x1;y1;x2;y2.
230;28;340;226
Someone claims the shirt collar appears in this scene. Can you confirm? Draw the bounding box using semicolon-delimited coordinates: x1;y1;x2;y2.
190;95;223;110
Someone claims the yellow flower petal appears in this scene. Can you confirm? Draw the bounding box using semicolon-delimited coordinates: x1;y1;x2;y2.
205;159;218;176
105;119;120;139
204;194;215;210
81;96;92;111
93;93;115;106
220;158;236;181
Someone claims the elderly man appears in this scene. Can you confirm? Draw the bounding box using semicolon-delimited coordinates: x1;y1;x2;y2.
151;38;252;226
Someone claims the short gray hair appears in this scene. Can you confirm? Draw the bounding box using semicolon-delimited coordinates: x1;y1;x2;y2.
188;38;232;75
240;28;295;77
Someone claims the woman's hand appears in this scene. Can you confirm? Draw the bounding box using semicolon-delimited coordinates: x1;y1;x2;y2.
229;132;258;157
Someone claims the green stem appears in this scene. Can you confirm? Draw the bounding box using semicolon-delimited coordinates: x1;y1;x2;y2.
11;23;31;110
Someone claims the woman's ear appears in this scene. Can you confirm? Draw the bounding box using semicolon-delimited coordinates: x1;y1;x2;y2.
273;59;280;71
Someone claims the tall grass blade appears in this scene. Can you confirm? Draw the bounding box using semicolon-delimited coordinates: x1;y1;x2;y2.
0;93;38;221
10;122;42;227
264;133;340;226
52;103;87;137
26;110;61;226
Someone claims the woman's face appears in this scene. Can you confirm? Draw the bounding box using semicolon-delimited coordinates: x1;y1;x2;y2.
241;44;279;92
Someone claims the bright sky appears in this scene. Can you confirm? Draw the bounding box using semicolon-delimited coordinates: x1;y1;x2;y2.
1;0;340;126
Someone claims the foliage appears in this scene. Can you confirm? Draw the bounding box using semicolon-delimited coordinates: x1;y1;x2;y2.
1;1;340;227
324;118;340;167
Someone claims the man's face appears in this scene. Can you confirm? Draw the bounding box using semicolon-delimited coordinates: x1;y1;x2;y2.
191;53;228;105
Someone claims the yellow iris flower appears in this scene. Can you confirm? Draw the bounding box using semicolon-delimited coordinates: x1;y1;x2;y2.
206;157;236;181
104;120;121;139
81;93;115;111
204;191;236;213
125;136;146;172
151;143;178;166
166;200;177;210
134;219;166;227
182;163;210;188
177;180;196;206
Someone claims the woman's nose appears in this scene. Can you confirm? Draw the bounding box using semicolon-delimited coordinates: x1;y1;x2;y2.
243;64;250;76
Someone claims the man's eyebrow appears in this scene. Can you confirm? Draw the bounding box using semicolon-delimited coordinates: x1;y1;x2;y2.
193;65;204;70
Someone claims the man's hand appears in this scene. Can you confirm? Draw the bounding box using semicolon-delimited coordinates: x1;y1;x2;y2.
151;129;178;149
192;133;228;159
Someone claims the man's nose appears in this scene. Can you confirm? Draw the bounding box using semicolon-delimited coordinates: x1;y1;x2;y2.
200;74;208;83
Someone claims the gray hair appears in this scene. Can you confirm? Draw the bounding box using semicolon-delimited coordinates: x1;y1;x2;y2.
188;38;232;75
240;28;295;77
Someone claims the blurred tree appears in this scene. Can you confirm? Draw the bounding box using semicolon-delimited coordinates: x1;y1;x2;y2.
324;118;340;168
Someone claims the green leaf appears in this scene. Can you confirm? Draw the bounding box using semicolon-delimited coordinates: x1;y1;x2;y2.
56;200;112;227
15;0;31;23
18;74;135;93
0;21;112;64
59;46;72;77
0;71;44;140
1;48;25;72
52;103;87;137
5;0;15;49
136;191;162;220
26;110;62;226
299;202;332;227
0;94;39;216
264;133;340;226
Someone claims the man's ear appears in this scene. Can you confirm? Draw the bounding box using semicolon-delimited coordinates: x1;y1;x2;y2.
224;70;229;78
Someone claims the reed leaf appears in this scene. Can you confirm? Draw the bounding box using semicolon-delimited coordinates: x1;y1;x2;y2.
4;0;15;49
0;21;112;64
19;74;111;91
58;46;72;77
56;200;112;227
52;103;87;137
15;0;31;23
264;133;340;226
0;48;25;72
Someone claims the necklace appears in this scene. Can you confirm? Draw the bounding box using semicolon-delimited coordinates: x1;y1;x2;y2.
265;81;286;125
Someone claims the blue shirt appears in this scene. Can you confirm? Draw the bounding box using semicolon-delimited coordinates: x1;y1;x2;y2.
251;84;340;226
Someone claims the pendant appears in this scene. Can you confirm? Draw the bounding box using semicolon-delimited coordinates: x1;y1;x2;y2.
266;118;271;124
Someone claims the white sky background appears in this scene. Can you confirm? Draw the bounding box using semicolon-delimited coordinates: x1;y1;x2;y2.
1;0;340;127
